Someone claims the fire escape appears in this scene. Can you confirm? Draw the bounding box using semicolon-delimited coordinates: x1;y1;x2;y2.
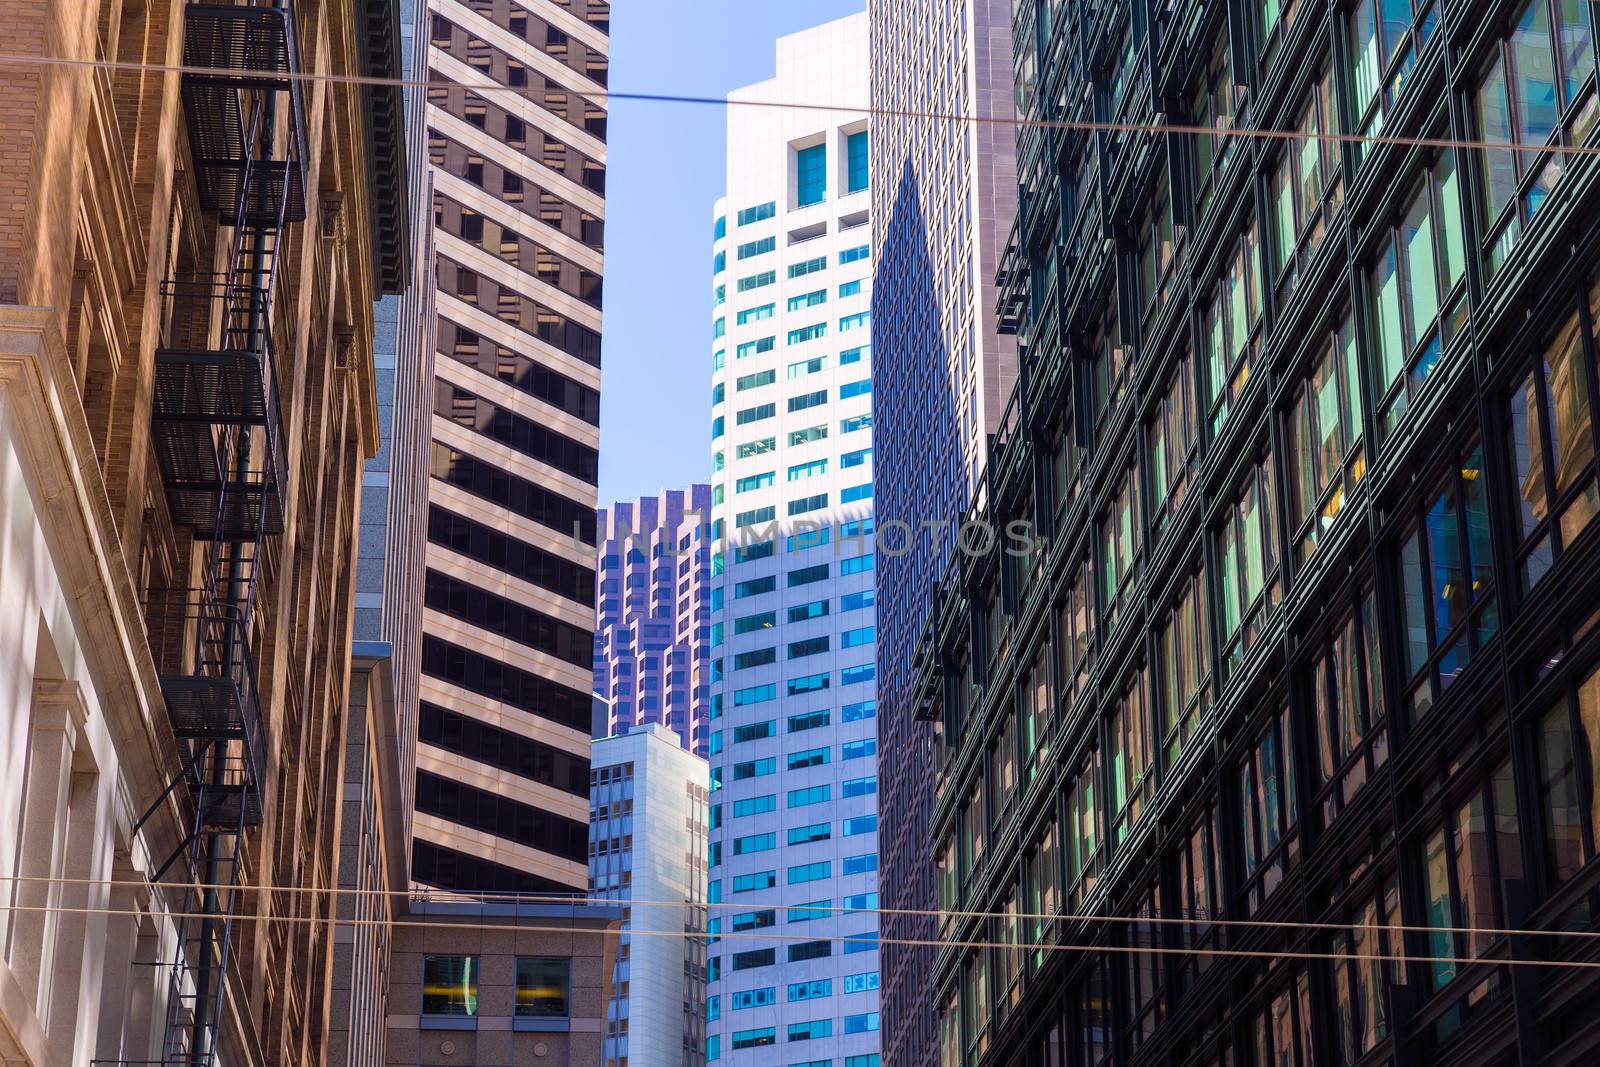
131;4;306;1065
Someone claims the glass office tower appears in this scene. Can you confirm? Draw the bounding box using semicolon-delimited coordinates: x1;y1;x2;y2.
705;13;883;1066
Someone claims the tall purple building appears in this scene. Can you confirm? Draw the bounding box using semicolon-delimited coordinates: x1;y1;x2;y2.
593;486;715;754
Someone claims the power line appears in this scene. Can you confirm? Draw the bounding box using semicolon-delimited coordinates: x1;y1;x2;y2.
4;872;1598;945
0;48;1593;160
0;895;1593;973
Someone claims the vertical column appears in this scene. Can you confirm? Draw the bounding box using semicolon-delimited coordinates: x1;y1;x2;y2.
93;857;147;1066
47;743;112;1067
7;678;84;1021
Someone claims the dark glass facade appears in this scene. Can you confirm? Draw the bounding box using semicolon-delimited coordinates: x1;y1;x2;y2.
918;2;1600;1065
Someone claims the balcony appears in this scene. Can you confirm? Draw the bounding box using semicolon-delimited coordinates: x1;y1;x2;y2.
145;586;264;754
153;276;279;425
180;3;307;224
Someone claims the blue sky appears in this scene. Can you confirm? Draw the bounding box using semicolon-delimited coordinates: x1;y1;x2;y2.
598;0;867;506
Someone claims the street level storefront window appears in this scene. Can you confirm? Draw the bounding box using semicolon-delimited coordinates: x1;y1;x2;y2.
1505;295;1600;591
516;957;571;1018
1475;0;1598;273
1395;442;1497;718
422;955;478;1016
1366;152;1467;436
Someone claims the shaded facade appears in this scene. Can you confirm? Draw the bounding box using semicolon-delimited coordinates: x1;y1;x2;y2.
0;3;405;1067
593;486;715;755
867;2;1018;1064
920;1;1600;1066
590;724;712;1067
411;0;609;894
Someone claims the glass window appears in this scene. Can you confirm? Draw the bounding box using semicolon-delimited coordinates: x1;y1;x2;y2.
515;957;569;1017
1064;750;1104;910
1098;463;1142;635
1394;441;1497;718
1268;70;1343;303
422;955;478;1016
847;130;869;192
1285;312;1366;564
1366;152;1467;434
1475;0;1598;271
1257;0;1301;70
1215;451;1281;677
797;142;827;206
1534;664;1600;888
1347;0;1438;152
1308;587;1388;825
1055;552;1096;711
1203;218;1263;433
1156;567;1210;764
1192;30;1238;218
1505;297;1600;590
1148;354;1197;539
1328;876;1401;1063
1137;176;1179;321
1237;704;1299;913
1106;667;1152;849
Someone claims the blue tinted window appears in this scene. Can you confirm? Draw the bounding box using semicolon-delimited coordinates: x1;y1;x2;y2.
797;143;827;205
847;130;869;192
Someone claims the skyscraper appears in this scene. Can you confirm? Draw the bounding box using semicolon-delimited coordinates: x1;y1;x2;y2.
590;724;712;1067
706;13;882;1064
410;0;609;893
593;485;715;754
866;3;1017;1064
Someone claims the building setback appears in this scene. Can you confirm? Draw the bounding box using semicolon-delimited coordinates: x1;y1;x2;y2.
590;724;712;1066
594;486;715;755
920;1;1600;1065
410;0;609;893
706;13;883;1065
0;2;405;1067
867;1;1018;1064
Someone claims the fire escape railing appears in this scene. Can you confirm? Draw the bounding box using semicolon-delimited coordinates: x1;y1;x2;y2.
108;6;306;1067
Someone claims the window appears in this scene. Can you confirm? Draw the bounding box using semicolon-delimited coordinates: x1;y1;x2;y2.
1107;668;1152;849
1506;298;1600;590
735;539;774;561
1269;71;1343;302
842;931;878;953
788;289;827;311
840;554;873;575
841;413;872;433
1249;972;1316;1067
734;648;775;670
1191;31;1239;217
788;323;827;345
735;506;774;529
513;958;568;1018
732;795;775;817
797;142;827;205
845;1012;880;1034
1416;758;1523;991
1055;554;1096;712
739;575;777;601
1533;664;1600;888
788;494;828;516
1156;568;1210;764
841;625;874;648
843;775;877;797
735;403;775;427
731;949;775;971
789;710;830;732
738;201;776;226
843;814;877;836
847;129;869;192
789;784;831;807
789;860;831;885
737;236;775;260
735;336;775;360
841;483;872;504
788;356;825;378
1148;355;1197;539
789;901;830;922
840;378;872;399
732;756;775;779
1088;297;1128;426
789;940;832;962
734;611;775;634
788;600;828;623
736;270;775;292
733;832;776;856
1328;875;1402;1062
735;472;774;494
1474;0;1597;270
1203;218;1263;432
1238;704;1299;913
790;256;827;278
841;739;877;761
840;311;871;332
789;822;830;845
1098;464;1141;634
840;280;863;299
736;368;774;391
843;853;878;875
788;459;828;482
1347;0;1438;150
731;909;776;931
841;590;874;613
789;390;828;412
733;721;774;744
788;673;830;697
790;563;829;586
713;250;725;274
1215;451;1280;677
422;956;478;1016
1063;752;1102;910
732;871;776;892
791;425;828;445
789;978;832;1002
736;303;774;325
1394;442;1497;717
1367;153;1467;434
841;663;875;685
1137;175;1178;321
732;1026;776;1050
1308;587;1389;824
731;987;776;1010
840;244;870;264
1287;313;1366;565
789;637;829;660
